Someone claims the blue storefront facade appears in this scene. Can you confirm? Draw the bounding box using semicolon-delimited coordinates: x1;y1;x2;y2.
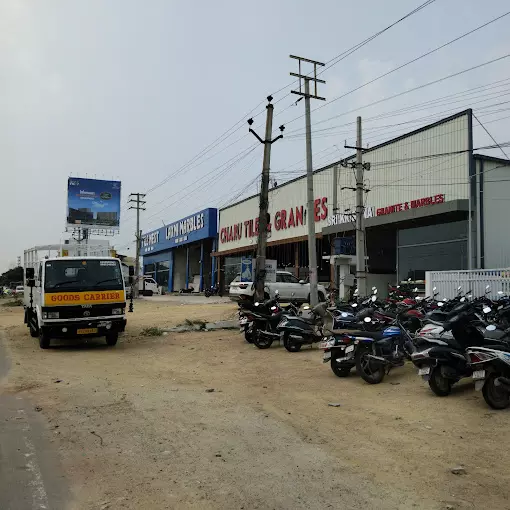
141;208;218;292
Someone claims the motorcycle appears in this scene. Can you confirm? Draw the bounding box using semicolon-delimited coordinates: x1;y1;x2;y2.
239;296;281;344
205;283;220;298
411;298;504;396
466;324;510;409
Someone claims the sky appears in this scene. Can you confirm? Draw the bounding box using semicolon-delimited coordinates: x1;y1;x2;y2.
1;0;510;271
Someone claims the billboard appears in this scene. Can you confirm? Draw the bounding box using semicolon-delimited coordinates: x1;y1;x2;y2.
67;177;121;230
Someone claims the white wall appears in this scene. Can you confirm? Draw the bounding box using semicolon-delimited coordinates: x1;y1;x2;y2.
218;113;470;253
481;158;510;268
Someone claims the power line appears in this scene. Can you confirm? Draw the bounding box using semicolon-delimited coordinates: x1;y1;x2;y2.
473;112;510;161
279;12;510;131
130;0;438;206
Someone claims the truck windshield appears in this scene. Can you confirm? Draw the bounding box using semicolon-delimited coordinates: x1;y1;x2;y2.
44;260;124;292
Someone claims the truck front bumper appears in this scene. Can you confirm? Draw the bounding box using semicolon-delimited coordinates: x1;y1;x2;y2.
40;318;126;338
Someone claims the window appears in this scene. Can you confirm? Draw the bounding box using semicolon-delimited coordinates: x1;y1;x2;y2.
44;259;123;291
276;273;285;283
283;273;299;284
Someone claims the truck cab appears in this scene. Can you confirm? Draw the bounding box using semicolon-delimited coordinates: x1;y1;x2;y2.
24;256;128;349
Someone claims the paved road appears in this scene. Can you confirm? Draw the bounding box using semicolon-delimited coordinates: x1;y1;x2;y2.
0;332;68;510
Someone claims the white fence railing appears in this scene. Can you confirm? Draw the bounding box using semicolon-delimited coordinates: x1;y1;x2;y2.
425;269;510;299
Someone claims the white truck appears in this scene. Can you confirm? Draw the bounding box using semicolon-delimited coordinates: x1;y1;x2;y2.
121;264;159;297
24;256;133;349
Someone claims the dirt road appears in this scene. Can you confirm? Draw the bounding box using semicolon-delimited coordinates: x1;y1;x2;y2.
1;300;510;509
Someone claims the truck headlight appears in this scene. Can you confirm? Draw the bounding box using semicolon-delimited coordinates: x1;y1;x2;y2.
43;311;59;319
111;308;123;315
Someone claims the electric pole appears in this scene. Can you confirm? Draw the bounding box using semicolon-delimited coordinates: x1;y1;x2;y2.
290;54;326;306
344;117;370;296
128;193;146;298
248;96;285;301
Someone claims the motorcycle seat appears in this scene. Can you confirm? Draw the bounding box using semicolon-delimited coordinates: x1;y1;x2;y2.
483;329;508;340
345;330;386;341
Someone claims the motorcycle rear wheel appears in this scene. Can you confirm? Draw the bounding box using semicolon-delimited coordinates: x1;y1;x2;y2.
482;372;510;409
428;366;452;397
355;347;385;384
283;334;302;352
330;357;351;378
253;328;273;349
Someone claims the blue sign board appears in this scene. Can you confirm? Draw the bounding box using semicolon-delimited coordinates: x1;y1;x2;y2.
240;258;253;282
334;236;356;256
67;177;121;230
142;208;218;255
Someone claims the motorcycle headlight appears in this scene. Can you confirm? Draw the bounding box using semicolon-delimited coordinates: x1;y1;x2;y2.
111;308;123;315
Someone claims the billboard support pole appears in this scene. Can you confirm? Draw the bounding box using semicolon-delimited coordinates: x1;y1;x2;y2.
129;193;146;298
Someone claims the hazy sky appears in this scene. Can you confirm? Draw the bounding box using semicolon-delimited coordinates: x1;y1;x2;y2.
1;0;510;271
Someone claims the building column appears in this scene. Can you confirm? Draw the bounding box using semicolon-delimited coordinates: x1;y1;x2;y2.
211;239;217;286
168;250;174;292
294;243;299;278
199;241;204;292
185;246;190;290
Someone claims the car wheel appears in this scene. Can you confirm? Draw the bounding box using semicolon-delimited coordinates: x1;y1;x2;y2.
318;292;326;302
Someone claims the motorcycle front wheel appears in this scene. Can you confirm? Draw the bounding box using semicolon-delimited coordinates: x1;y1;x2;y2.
482;372;510;409
253;328;273;349
428;366;452;397
244;325;254;344
355;346;385;384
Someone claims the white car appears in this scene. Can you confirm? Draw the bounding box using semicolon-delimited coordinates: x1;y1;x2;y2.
15;285;24;295
229;270;327;303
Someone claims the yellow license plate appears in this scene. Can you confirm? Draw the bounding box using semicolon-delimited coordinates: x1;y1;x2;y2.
77;328;98;335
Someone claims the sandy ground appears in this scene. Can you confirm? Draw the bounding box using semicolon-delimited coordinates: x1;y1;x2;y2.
1;299;510;510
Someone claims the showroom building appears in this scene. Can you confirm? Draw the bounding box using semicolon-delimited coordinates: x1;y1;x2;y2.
141;208;217;292
214;109;510;295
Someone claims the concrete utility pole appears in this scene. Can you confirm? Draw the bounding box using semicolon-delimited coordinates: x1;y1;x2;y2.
344;118;370;296
248;97;284;301
128;193;146;298
355;117;367;297
290;55;326;306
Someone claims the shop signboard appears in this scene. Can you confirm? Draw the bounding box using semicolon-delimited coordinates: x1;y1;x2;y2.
67;177;121;230
326;194;446;227
240;259;277;283
141;208;218;255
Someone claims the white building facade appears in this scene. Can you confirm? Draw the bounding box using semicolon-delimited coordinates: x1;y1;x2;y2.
215;110;510;291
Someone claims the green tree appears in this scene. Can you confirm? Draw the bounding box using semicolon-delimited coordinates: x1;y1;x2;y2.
0;266;24;287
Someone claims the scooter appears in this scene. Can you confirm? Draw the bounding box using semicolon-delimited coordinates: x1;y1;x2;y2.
276;302;330;352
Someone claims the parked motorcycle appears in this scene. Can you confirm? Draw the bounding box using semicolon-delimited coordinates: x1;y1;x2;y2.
411;296;507;396
466;324;510;409
239;296;280;344
205;283;220;298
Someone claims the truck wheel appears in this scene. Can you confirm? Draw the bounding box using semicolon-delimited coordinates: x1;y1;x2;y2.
39;331;50;349
30;323;39;338
145;290;153;297
106;332;118;346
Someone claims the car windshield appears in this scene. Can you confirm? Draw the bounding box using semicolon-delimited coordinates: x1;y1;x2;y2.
44;259;124;292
